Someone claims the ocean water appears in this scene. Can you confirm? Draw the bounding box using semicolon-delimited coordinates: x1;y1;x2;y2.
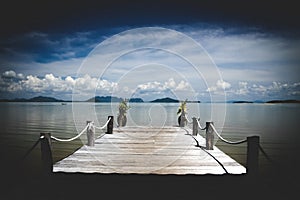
0;102;299;176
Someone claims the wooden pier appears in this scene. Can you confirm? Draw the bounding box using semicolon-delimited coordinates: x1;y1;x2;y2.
53;126;246;175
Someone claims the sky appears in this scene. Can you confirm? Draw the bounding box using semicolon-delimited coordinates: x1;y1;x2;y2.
0;0;299;101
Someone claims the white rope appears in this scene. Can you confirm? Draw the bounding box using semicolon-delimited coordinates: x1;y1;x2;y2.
210;123;247;145
94;117;111;130
50;124;89;142
186;115;193;124
196;118;205;130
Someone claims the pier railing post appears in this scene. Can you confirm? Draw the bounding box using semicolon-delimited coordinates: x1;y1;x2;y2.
40;133;53;174
247;136;260;176
192;117;198;136
106;116;114;134
86;121;95;146
180;111;185;127
205;122;214;150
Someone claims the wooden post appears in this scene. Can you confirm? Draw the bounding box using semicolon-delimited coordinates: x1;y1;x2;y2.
86;121;95;146
180;111;185;127
247;136;260;176
192;117;198;136
40;133;53;174
205;122;214;150
106;116;114;134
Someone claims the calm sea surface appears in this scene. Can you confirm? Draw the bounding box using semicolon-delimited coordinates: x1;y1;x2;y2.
0;102;299;175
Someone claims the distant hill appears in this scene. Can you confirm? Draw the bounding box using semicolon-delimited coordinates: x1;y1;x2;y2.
231;101;253;104
226;99;300;104
86;96;122;102
186;100;201;103
266;99;300;104
29;96;65;102
0;96;66;102
85;96;144;103
150;97;179;103
0;95;144;103
227;100;267;103
128;98;144;103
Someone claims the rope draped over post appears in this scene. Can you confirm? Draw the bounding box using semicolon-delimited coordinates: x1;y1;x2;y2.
94;117;112;130
205;121;261;176
50;117;112;144
189;118;270;175
192;117;206;131
186;114;193;124
247;136;260;175
106;116;114;134
50;124;89;142
183;128;229;174
192;117;198;136
209;123;248;145
184;116;272;176
205;122;214;150
37;117;113;174
22;136;42;160
259;144;273;162
40;133;53;174
86;121;95;146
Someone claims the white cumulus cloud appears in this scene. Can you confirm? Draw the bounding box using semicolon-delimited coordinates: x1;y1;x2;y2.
134;78;191;100
2;70;16;78
0;70;118;99
207;79;231;93
228;81;300;100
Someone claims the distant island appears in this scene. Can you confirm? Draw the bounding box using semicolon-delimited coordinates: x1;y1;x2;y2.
86;96;122;102
128;98;144;103
0;96;299;104
266;100;300;104
228;99;300;104
150;97;201;103
186;100;201;103
150;97;179;103
0;95;144;103
231;101;253;104
0;96;68;102
86;96;144;103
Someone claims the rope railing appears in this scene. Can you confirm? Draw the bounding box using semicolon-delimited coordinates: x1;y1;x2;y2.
208;123;272;163
49;117;112;142
22;117;112;159
94;117;111;130
185;114;193;124
20;116;114;174
196;118;206;130
259;144;273;162
50;124;89;142
21;136;43;160
188;118;271;175
95;118;112;139
210;123;247;145
22;115;272;176
182;127;228;174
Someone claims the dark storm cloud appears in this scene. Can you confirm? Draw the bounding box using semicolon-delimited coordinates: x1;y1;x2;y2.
0;30;104;63
1;0;299;38
1;0;299;63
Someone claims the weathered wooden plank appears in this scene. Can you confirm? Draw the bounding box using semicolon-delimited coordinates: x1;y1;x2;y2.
53;126;246;175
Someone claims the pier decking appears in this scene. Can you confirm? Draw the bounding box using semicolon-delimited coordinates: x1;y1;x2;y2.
53;126;246;175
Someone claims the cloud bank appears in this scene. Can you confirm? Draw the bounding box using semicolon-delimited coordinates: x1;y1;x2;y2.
0;70;299;101
0;25;299;101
